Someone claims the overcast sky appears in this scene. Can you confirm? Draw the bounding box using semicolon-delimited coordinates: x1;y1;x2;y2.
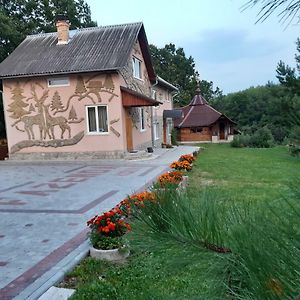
87;0;299;94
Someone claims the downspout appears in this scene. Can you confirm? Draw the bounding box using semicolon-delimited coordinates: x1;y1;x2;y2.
151;77;158;148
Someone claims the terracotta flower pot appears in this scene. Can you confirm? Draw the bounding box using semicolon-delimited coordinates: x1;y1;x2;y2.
90;246;130;262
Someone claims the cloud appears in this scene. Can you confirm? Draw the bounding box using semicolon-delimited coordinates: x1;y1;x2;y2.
183;28;284;63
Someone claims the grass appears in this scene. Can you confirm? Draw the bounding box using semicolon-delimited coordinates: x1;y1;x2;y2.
190;144;299;203
59;144;300;299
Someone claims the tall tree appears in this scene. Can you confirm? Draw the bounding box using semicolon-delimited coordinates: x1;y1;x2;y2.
150;43;222;106
276;38;300;95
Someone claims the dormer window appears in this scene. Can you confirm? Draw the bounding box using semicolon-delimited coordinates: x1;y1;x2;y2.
132;57;142;79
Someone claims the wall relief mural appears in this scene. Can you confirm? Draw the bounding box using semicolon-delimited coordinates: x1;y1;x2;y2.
8;74;119;153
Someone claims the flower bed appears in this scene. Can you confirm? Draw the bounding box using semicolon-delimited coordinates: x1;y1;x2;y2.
87;152;195;255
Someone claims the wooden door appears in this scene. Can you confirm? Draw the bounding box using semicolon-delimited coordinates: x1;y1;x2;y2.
219;123;225;140
125;109;133;151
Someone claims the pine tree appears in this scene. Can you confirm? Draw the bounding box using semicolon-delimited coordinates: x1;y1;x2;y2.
7;83;29;119
29;103;35;112
50;91;64;113
68;105;78;120
103;75;115;92
75;76;87;94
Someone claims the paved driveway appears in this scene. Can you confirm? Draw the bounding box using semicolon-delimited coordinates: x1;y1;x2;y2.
0;146;198;300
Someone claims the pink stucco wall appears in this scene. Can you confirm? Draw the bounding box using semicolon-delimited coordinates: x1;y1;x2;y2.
3;72;126;155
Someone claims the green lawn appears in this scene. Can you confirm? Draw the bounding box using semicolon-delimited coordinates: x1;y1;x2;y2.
60;145;300;299
190;144;299;203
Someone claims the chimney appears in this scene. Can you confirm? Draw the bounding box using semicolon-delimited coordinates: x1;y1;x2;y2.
55;15;70;45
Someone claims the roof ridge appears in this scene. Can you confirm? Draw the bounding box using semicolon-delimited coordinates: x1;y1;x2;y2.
205;104;221;115
26;22;143;38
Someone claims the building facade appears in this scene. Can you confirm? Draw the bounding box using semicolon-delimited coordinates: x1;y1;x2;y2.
0;19;177;159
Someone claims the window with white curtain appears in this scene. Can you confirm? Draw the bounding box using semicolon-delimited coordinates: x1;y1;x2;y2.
86;105;108;134
153;122;159;140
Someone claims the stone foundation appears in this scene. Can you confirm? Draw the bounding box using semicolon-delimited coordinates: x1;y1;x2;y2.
9;150;126;160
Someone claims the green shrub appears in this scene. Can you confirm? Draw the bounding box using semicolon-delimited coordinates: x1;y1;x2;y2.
249;127;274;148
231;127;274;148
230;134;251;148
171;128;178;146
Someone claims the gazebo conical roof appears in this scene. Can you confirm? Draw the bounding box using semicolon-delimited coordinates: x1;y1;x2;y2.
174;85;235;128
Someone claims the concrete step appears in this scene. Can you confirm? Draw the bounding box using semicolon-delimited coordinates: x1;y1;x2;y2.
124;150;152;160
38;286;75;300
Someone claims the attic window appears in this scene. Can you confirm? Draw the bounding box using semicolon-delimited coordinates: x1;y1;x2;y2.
132;57;142;79
48;77;69;87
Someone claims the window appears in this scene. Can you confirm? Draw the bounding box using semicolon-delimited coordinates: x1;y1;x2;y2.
132;57;142;79
47;77;69;87
139;107;145;131
86;105;108;134
191;127;203;134
152;89;157;100
167;120;173;136
153;122;159;140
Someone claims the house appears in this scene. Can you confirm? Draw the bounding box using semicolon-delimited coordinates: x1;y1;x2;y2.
0;17;177;159
174;85;236;143
152;76;178;146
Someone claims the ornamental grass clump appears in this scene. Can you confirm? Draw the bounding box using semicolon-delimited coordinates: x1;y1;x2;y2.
87;208;131;250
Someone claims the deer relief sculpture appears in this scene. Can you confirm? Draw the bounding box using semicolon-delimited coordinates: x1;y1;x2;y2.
44;104;71;139
12;90;50;140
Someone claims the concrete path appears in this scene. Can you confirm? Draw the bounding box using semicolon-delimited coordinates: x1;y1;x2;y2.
0;146;198;300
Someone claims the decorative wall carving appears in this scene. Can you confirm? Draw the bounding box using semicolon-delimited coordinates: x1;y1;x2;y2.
109;118;120;137
10;131;84;154
8;73;119;153
54;74;119;115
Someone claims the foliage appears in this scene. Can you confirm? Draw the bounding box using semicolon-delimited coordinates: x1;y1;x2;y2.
231;127;274;148
179;154;196;163
244;0;300;24
157;171;183;188
171;128;178;146
213;39;300;147
170;160;192;171
213;83;300;143
87;208;131;250
149;43;222;106
117;191;157;217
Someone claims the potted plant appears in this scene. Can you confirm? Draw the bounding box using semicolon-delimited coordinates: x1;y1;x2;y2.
87;208;131;262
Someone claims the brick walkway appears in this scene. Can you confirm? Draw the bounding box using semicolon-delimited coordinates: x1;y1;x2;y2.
0;146;198;299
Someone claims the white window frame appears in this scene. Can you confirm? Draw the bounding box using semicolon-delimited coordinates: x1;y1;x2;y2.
47;77;70;87
139;107;146;132
86;105;109;135
132;56;142;80
153;122;160;140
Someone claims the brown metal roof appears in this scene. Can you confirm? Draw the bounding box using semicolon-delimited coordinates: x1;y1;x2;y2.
121;86;161;107
0;22;156;81
174;93;236;128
